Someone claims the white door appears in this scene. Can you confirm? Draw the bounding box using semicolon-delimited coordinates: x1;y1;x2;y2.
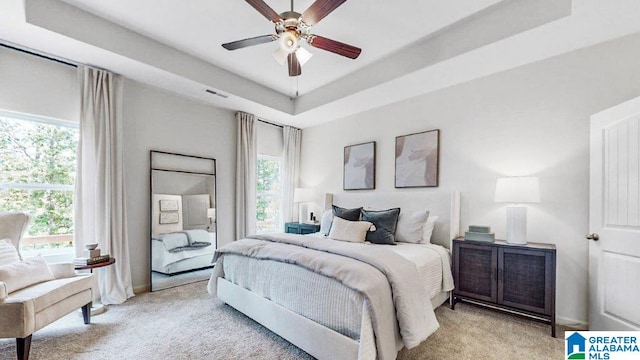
589;96;640;330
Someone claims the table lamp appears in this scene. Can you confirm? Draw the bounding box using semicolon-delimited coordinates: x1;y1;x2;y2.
294;188;314;223
494;177;540;244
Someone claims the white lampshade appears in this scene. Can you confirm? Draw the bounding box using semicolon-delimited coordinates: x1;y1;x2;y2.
293;188;314;203
272;47;289;65
494;177;540;203
295;46;313;66
273;31;299;65
279;31;298;52
207;208;216;219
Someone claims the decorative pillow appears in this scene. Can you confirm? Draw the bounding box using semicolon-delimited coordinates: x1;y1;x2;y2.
0;254;55;293
361;208;401;245
395;210;430;244
0;239;20;266
328;216;373;243
422;216;439;243
319;210;333;235
332;205;362;221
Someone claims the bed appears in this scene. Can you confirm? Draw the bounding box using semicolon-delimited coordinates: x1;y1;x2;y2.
151;193;216;275
208;191;460;360
151;229;216;274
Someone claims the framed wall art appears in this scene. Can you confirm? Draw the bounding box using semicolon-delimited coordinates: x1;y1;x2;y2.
395;129;440;188
343;141;376;190
159;199;179;212
159;212;180;224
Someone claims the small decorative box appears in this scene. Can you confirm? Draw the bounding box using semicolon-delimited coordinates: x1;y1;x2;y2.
468;225;491;234
464;231;495;242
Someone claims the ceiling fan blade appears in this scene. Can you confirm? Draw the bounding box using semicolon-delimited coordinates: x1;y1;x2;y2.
222;35;277;51
245;0;282;23
302;0;347;26
288;53;301;77
308;35;361;59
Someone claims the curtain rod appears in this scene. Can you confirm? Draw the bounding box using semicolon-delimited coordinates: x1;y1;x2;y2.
258;118;284;129
0;42;78;68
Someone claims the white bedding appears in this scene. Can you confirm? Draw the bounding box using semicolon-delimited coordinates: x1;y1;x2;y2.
306;232;454;299
152;231;217;272
388;243;454;298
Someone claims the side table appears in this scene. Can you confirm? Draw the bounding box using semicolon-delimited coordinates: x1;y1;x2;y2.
75;258;116;315
285;222;320;235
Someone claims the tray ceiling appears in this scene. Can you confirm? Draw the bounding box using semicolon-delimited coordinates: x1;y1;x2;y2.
2;0;640;127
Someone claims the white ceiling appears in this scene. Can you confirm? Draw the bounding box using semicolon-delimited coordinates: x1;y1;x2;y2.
1;0;640;128
57;0;503;96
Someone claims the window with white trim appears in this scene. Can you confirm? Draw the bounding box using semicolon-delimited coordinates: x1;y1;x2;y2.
256;154;282;234
0;111;78;254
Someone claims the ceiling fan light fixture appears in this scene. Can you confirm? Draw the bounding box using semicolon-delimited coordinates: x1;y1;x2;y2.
278;30;298;54
295;46;313;66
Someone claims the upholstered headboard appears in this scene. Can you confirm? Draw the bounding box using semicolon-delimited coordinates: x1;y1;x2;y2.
327;191;460;249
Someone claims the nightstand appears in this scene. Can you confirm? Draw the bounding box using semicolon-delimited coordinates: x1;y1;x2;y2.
451;237;556;337
285;222;320;235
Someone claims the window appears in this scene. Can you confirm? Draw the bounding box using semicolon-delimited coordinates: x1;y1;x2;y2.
0;111;78;254
256;154;282;234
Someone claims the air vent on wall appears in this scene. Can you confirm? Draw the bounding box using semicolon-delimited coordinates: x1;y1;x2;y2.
205;89;228;99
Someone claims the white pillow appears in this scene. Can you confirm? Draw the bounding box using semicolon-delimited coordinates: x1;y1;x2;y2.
422;216;438;243
0;239;20;266
328;216;373;243
319;210;333;235
0;254;55;293
395;210;430;244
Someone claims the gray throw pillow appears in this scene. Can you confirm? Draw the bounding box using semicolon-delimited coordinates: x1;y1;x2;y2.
361;208;401;245
332;205;362;221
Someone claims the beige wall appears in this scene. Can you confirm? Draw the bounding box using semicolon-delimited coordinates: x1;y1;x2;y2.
122;80;236;291
0;46;237;292
299;34;640;325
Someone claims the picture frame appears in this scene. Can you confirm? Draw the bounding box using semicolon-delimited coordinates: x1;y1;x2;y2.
343;141;376;190
395;129;440;188
159;212;180;224
159;199;179;212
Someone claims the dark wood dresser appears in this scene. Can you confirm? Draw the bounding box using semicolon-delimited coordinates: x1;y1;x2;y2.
451;237;557;337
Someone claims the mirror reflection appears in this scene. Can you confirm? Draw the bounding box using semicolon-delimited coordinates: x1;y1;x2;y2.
150;151;216;291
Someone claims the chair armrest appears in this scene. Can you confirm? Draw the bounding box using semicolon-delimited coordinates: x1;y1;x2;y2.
0;281;7;301
48;263;75;279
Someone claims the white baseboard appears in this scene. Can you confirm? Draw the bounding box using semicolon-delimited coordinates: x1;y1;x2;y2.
557;315;588;329
133;283;150;294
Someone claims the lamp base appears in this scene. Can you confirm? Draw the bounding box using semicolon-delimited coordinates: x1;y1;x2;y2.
298;202;308;223
506;205;527;245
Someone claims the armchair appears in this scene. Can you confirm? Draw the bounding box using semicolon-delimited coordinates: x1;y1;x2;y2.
0;212;94;360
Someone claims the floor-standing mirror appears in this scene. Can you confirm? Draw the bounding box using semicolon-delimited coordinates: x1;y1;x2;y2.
150;151;216;291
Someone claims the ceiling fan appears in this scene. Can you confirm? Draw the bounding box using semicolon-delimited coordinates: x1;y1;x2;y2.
222;0;362;77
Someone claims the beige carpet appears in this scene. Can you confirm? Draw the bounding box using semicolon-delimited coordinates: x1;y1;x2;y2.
0;281;564;359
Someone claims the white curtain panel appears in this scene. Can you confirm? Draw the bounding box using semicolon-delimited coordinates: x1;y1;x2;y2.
75;66;134;305
282;125;301;225
235;112;257;239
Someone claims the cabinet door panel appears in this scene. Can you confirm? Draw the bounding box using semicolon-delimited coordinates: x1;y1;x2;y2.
300;226;316;235
499;248;551;315
285;223;300;234
454;243;497;302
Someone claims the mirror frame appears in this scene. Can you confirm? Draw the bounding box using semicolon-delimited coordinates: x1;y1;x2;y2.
149;150;217;292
